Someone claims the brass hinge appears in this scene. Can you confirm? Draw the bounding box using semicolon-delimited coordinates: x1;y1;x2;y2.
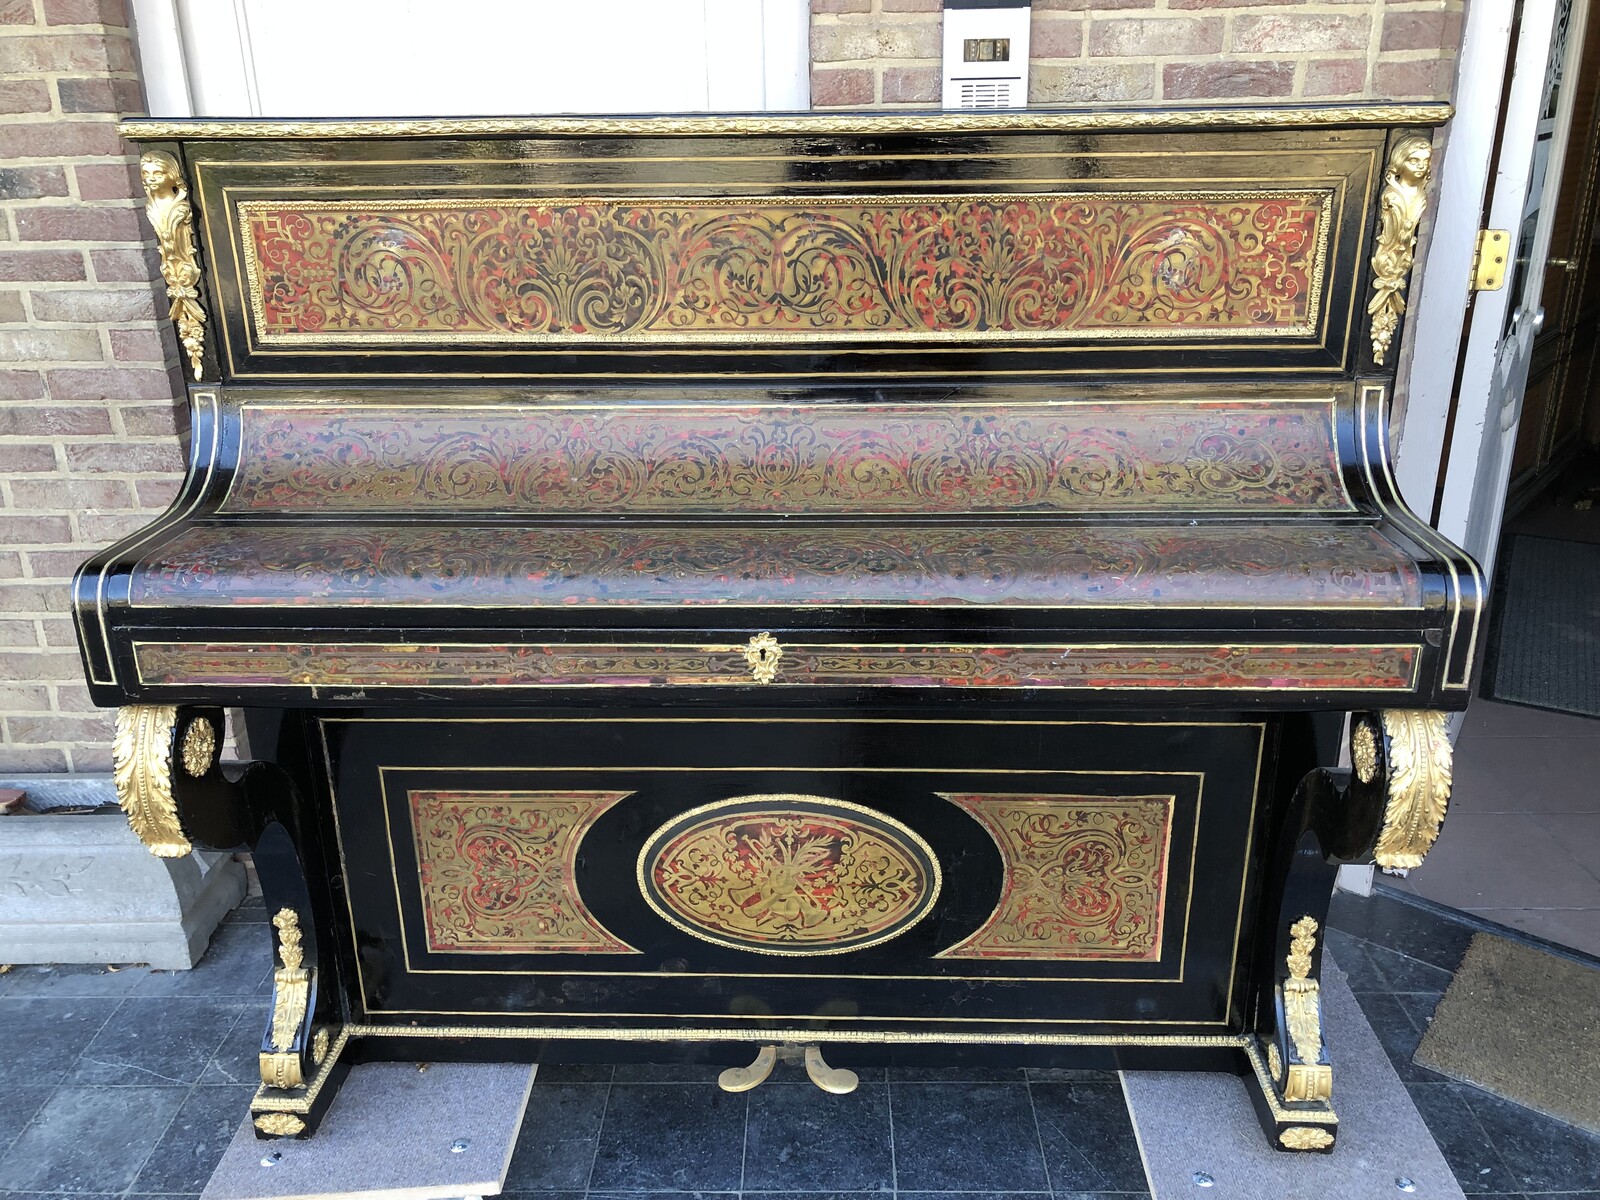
1471;229;1510;291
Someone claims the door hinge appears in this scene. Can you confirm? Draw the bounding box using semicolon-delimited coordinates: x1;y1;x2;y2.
1471;229;1510;291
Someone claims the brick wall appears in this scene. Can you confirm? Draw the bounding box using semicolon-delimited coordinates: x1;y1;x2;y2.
811;0;1463;107
0;0;183;773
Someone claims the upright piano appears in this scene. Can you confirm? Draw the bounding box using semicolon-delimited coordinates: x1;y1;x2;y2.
80;105;1477;1152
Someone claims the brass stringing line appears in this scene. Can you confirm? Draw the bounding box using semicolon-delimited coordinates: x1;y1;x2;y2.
119;103;1452;139
372;763;1203;988
1358;383;1469;684
232;188;1334;349
94;392;220;684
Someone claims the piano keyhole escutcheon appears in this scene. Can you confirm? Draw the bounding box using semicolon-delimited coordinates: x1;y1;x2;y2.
743;632;783;684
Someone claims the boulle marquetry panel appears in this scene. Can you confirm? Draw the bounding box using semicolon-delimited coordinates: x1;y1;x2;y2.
220;398;1353;516
637;795;941;956
409;789;638;955
937;794;1174;962
238;192;1331;344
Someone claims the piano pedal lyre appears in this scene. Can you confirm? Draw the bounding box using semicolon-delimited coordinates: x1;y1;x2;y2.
716;1043;859;1095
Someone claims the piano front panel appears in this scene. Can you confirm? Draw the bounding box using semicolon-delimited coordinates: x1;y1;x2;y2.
320;712;1266;1036
181;125;1385;380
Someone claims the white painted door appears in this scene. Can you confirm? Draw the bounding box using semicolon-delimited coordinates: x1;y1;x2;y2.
130;0;811;118
1436;0;1588;580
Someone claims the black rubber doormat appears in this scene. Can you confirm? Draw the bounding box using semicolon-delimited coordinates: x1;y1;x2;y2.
1414;933;1600;1134
1482;534;1600;717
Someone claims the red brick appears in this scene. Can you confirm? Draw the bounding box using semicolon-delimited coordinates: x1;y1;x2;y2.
0;584;74;615
27;549;106;577
1032;61;1156;103
1034;0;1153;9
1374;57;1453;100
64;440;183;473
32;287;158;323
0;80;50;112
0;291;24;323
10;477;132;507
1170;0;1302;7
0;403;114;435
0;249;85;281
89;246;155;281
54;683;99;711
0;747;70;771
1031;15;1085;58
0;684;51;712
881;0;940;10
79;509;151;541
134;476;180;507
40;617;78;647
43;0;127;24
0;369;44;399
0;550;22;579
1164;60;1295;100
109;326;166;361
0;32;134;73
811;67;874;106
14;205;142;241
1232;14;1371;54
813;22;940;62
0;119;122;158
118;402;180;436
0;0;36;24
1089;16;1223;57
1305;57;1369;98
45;366;175;400
0;165;69;199
9;714;115;744
811;0;870;11
881;67;938;103
4;514;74;544
0;447;60;477
0;328;100;359
1383;10;1463;52
0;619;40;647
73;160;139;200
57;74;143;113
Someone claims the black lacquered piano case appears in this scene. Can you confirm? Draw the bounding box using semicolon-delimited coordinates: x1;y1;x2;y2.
81;105;1476;1152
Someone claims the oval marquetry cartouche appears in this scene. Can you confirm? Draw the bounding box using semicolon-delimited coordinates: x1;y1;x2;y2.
637;795;941;956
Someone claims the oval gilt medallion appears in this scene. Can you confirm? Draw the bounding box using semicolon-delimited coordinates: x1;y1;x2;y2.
638;795;941;955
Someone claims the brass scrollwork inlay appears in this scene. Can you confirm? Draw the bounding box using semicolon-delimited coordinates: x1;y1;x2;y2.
261;908;311;1091
179;716;215;778
1281;915;1332;1103
743;632;783;684
112;705;190;858
1374;709;1453;871
1368;135;1433;365
1280;1126;1334;1151
138;151;207;380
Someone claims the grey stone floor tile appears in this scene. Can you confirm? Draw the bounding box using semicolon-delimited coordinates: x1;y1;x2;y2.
740;1193;891;1200
1030;1081;1146;1193
1406;813;1600;910
130;1083;255;1194
609;1062;728;1084
887;1064;1027;1082
531;1062;614;1083
68;997;249;1087
890;1082;1048;1193
742;1082;893;1193
1460;1084;1600;1193
0;997;120;1085
0;1084;187;1193
1460;906;1600;959
1329;889;1474;972
1404;1081;1518;1194
1349;990;1446;1084
1362;941;1455;993
0;1087;52;1162
196;1006;267;1086
588;1085;746;1192
897;1193;1052;1199
503;1083;609;1190
131;922;273;998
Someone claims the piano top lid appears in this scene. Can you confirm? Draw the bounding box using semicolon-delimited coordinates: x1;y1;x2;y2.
116;100;1453;141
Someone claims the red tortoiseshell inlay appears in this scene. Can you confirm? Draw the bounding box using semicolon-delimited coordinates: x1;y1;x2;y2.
938;794;1174;961
127;523;1422;609
410;789;638;955
221;400;1352;516
132;642;1421;692
238;192;1330;344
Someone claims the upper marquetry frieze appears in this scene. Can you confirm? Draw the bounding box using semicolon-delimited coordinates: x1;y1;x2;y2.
221;400;1352;516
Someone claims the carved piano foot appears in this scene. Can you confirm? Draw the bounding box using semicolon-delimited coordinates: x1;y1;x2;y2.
1245;914;1338;1152
803;1045;858;1095
718;1045;778;1093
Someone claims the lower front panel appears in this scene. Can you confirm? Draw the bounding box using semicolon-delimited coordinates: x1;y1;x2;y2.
318;713;1272;1040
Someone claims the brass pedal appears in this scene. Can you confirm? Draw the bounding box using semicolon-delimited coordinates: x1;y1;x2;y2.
717;1044;777;1093
803;1044;858;1095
